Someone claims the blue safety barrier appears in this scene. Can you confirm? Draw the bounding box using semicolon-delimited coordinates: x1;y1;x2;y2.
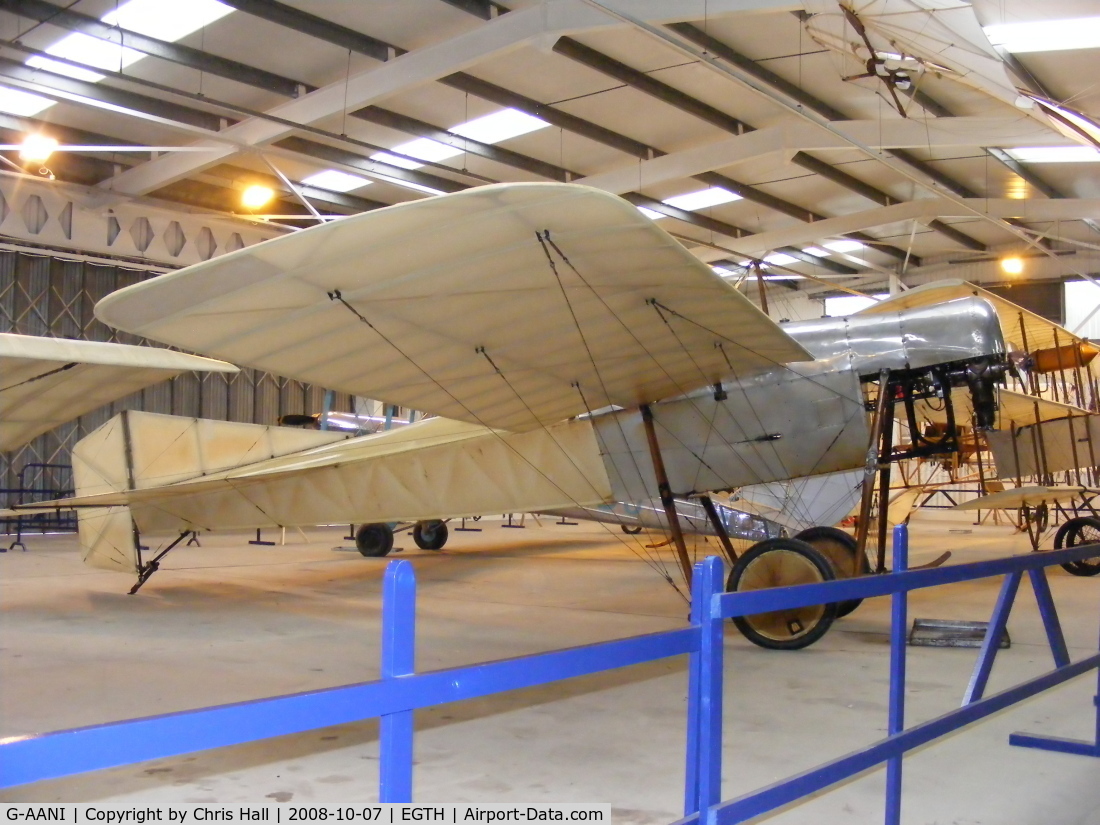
1;526;1098;824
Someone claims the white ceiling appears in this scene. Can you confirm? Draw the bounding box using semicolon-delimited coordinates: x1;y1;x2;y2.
0;0;1096;300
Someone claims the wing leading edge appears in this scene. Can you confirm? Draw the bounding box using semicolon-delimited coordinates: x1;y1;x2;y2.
95;183;812;432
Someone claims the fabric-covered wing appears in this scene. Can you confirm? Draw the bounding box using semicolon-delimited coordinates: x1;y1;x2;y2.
0;333;237;452
95;183;811;433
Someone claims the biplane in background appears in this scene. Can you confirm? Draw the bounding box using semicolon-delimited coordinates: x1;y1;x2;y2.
16;183;1047;649
851;280;1100;579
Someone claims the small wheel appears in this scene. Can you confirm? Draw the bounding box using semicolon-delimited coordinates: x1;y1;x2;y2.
726;537;838;650
621;524;643;534
1054;516;1100;577
413;520;449;550
795;526;868;618
355;523;394;557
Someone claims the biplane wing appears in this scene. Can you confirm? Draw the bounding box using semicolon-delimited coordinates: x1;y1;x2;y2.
917;386;1087;430
0;333;237;452
95;183;812;433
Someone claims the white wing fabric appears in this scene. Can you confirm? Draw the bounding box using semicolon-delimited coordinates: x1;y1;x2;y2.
96;183;811;433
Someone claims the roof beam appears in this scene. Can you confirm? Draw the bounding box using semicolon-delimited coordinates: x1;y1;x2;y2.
0;0;311;98
666;22;990;252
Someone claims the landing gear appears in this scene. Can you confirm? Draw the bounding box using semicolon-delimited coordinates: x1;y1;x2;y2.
1054;516;1100;577
355;523;394;557
726;537;838;650
795;526;868;618
413;520;449;550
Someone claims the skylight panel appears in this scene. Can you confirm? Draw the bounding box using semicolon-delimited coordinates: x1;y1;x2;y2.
763;252;798;266
663;187;741;211
30;32;144;81
802;247;828;257
0;86;56;117
451;108;549;143
1006;146;1100;163
984;17;1100;53
823;240;865;253
302;170;371;193
370;138;464;171
103;0;235;42
636;206;665;220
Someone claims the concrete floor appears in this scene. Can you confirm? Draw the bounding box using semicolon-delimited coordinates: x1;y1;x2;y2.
1;513;1099;823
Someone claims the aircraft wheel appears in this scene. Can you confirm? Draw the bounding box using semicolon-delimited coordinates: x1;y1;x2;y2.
355;523;394;557
795;526;869;618
413;520;449;551
726;537;838;650
621;524;643;534
1054;516;1100;577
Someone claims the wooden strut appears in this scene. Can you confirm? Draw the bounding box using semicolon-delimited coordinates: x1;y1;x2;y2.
699;494;739;566
855;369;891;576
1073;344;1100;487
875;391;897;574
640;404;694;586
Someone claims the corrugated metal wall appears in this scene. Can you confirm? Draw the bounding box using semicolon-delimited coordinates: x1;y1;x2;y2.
0;249;351;514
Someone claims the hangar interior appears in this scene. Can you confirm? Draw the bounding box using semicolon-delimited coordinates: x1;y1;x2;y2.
1;0;1100;819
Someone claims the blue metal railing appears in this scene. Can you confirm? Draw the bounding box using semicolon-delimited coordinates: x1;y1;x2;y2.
2;526;1098;823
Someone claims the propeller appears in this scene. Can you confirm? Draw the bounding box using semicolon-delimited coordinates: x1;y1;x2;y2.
840;4;910;117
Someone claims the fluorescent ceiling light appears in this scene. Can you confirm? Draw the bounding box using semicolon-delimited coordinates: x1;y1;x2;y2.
1007;146;1100;163
984;17;1100;53
711;265;733;275
20;0;234;98
825;294;885;316
637;206;664;220
663;187;741;211
823;240;865;253
0;86;55;117
761;274;803;280
370;107;551;171
802;246;828;257
302;170;371;192
103;0;234;42
451;108;549;143
763;252;798;266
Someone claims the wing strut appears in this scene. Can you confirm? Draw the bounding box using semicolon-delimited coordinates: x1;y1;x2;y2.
640;404;693;586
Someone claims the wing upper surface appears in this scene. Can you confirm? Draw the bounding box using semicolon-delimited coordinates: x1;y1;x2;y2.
96;183;811;432
0;334;237;452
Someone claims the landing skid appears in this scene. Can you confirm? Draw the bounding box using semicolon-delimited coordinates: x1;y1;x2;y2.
129;530;193;595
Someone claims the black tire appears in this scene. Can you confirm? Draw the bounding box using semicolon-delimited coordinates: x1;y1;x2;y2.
795;526;869;618
355;523;394;557
1054;516;1100;577
726;537;838;650
413;520;449;551
621;524;643;534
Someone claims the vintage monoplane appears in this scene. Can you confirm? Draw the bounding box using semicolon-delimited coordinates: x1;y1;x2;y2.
22;183;1022;648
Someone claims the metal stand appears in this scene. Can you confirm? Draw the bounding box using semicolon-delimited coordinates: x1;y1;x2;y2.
186;530;200;547
455;516;482;532
556;516;579;526
501;513;525;529
249;528;275;546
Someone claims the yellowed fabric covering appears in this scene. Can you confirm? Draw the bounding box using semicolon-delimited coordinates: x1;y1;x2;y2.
66;413;613;538
915;386;1086;429
0;333;236;452
70;411;348;572
95;183;810;433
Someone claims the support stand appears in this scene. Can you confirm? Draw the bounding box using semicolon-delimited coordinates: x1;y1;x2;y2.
249;528;275;546
502;513;525;529
455;517;482;532
186;531;200;547
556;516;578;526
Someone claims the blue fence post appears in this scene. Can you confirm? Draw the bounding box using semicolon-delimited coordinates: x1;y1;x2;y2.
885;523;908;825
1027;568;1071;668
695;555;725;825
963;571;1022;705
684;559;705;816
379;560;417;802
